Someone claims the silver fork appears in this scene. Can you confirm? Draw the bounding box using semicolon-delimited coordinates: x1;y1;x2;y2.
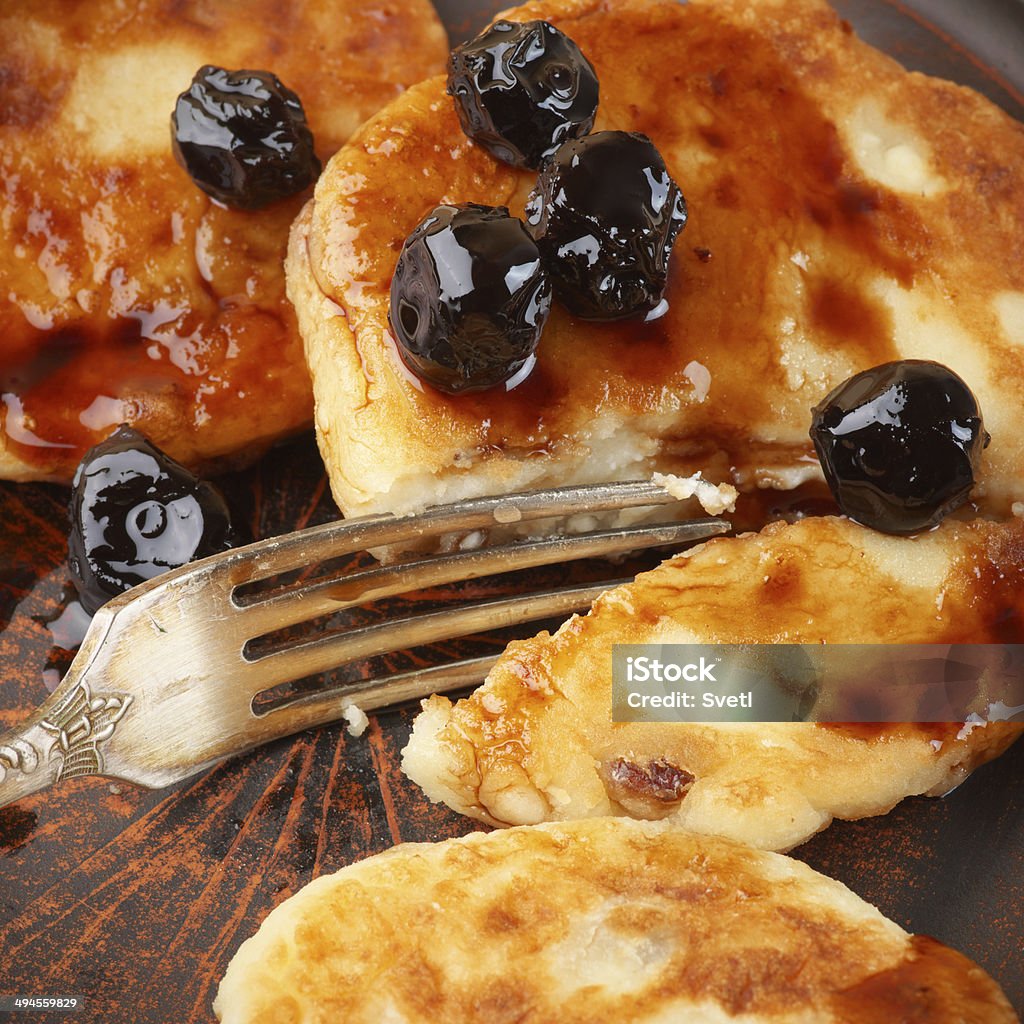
0;480;729;808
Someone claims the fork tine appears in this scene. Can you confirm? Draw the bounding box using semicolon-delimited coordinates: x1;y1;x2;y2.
256;655;498;727
224;479;704;586
236;518;728;637
244;580;630;693
196;656;502;769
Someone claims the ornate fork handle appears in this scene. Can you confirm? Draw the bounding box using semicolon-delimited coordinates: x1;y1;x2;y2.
0;679;133;805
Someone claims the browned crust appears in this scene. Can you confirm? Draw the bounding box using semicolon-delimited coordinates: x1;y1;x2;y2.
214;818;1018;1023
403;516;1024;849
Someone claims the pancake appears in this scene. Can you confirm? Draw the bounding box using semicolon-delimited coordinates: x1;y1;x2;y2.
290;0;1024;526
0;0;448;481
402;516;1024;851
213;817;1017;1023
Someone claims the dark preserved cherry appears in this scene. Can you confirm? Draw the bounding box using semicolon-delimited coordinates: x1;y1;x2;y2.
388;204;551;394
525;131;688;320
171;65;320;209
447;19;599;169
68;425;239;615
809;360;989;535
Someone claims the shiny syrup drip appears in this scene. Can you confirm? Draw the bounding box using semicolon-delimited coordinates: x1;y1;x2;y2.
39;587;91;651
0;173;301;479
34;585;90;694
447;19;599;170
2;319;159;455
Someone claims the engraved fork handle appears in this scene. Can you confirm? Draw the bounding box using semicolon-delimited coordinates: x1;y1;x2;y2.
0;716;68;805
0;655;133;807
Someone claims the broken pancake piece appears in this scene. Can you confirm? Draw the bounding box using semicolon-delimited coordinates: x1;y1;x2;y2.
0;0;448;481
214;817;1017;1023
289;0;1024;524
403;516;1024;851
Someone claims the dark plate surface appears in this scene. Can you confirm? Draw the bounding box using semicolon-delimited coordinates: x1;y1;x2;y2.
1;2;1022;1021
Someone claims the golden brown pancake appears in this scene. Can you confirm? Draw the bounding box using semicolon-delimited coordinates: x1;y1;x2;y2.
290;0;1024;525
403;516;1024;851
0;0;448;481
213;817;1017;1023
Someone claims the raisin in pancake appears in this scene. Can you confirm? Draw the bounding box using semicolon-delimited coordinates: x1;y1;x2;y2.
403;516;1024;851
289;0;1024;524
214;817;1017;1023
0;0;448;481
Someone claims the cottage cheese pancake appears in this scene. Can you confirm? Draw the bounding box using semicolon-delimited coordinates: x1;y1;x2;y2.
0;0;448;481
291;0;1024;523
214;818;1017;1023
403;517;1024;851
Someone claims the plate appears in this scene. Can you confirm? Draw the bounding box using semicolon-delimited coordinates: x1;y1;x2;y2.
0;2;1021;1020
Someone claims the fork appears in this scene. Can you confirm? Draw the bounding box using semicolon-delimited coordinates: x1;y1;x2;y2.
0;480;729;808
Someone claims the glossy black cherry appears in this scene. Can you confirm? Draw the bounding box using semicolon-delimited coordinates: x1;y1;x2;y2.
525;131;688;320
809;360;988;534
388;204;551;394
171;65;320;209
68;425;239;614
447;19;599;169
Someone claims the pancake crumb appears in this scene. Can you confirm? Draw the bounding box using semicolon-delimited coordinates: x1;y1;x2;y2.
343;704;370;737
653;471;738;515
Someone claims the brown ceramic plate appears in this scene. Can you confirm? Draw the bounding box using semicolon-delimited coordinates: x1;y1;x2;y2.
0;2;1022;1021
